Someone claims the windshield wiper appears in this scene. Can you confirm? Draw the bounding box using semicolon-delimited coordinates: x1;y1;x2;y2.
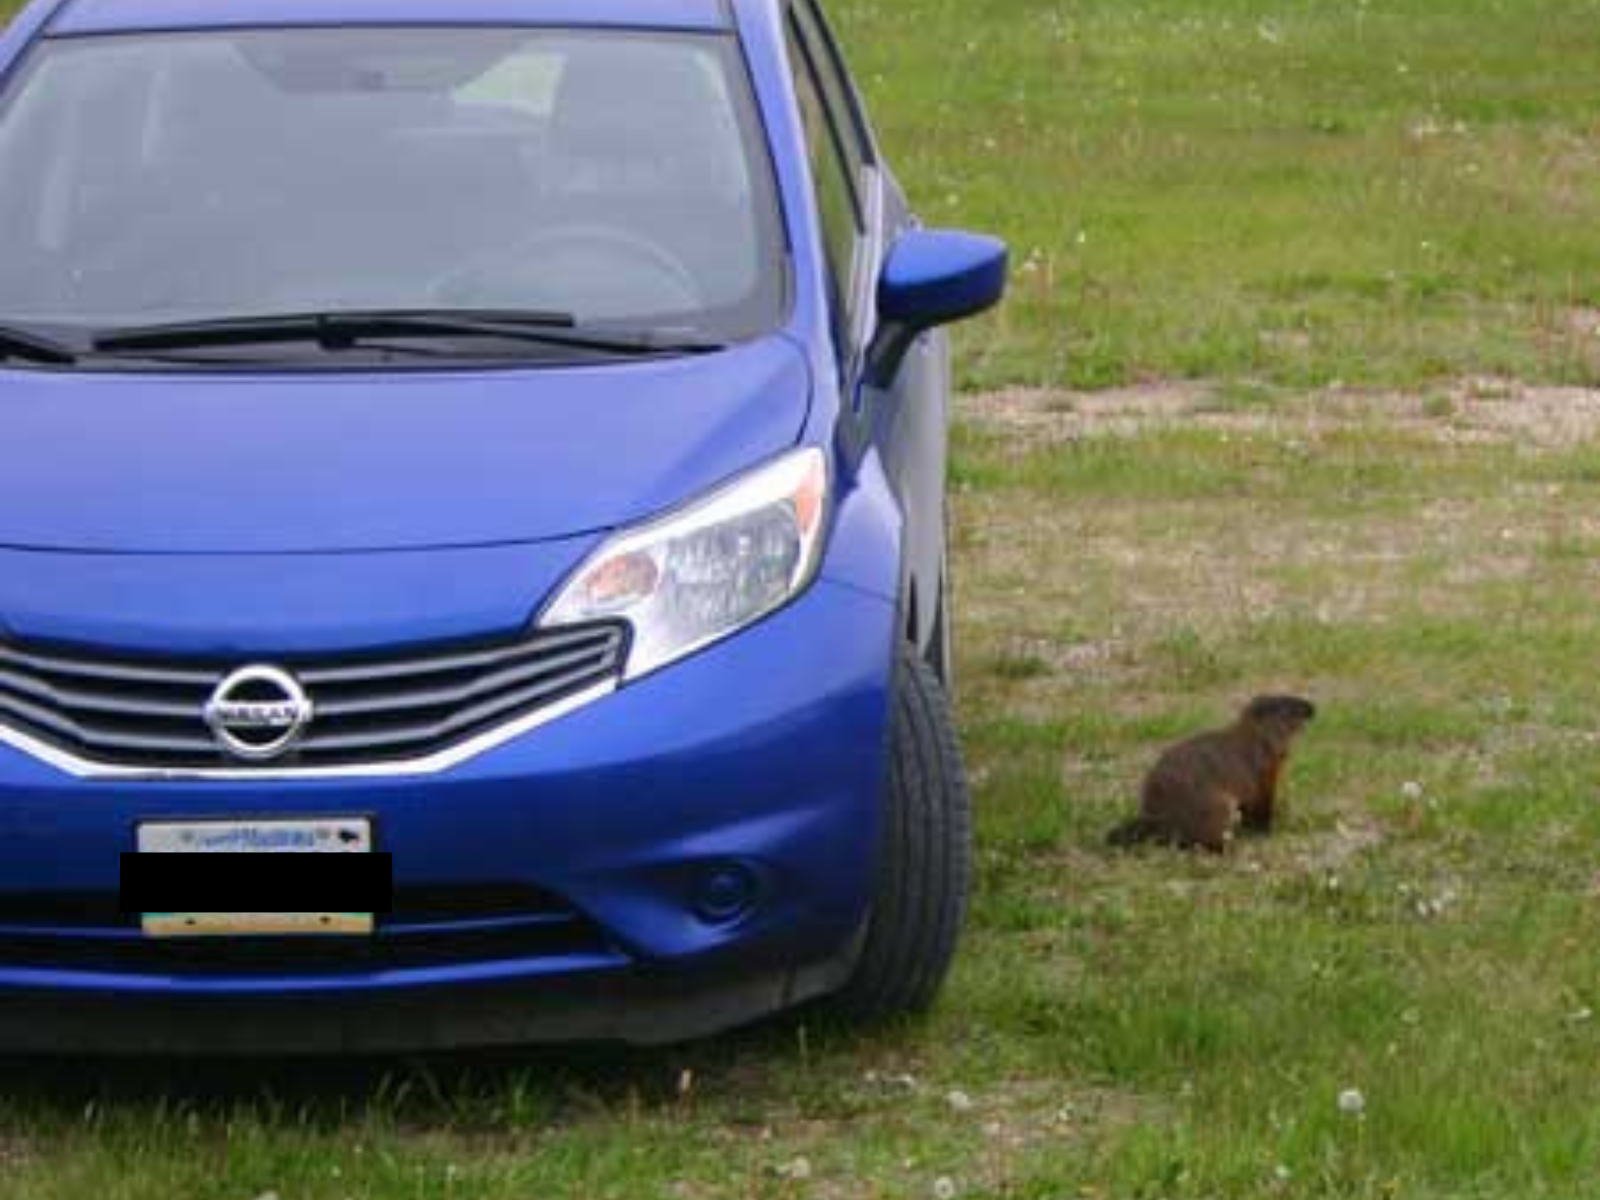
93;310;725;358
0;323;78;366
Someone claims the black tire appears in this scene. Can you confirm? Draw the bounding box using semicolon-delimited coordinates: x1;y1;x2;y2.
833;647;973;1020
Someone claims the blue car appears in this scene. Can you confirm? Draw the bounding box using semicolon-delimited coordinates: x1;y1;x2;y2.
0;0;1006;1051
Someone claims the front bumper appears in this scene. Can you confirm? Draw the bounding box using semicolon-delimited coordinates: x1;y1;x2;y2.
0;578;897;1051
0;941;864;1054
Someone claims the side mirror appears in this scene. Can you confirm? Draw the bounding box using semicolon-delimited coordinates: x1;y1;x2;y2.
866;229;1008;387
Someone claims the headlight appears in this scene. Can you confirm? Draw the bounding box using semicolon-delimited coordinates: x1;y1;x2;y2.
542;448;828;679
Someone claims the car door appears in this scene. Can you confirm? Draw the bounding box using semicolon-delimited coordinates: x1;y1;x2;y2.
786;0;953;676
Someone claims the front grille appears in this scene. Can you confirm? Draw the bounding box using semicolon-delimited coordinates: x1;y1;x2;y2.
0;883;574;930
0;884;619;976
0;624;626;772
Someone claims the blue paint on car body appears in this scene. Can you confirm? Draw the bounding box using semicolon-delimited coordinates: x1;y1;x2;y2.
0;0;1005;1050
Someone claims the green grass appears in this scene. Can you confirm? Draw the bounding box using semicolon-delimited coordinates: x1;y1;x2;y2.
0;2;1597;1198
938;390;1600;1197
835;0;1600;389
4;388;1596;1200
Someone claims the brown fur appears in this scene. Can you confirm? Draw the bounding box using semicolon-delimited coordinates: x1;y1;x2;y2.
1107;696;1316;853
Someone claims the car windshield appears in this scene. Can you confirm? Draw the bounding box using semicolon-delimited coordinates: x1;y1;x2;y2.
0;27;786;356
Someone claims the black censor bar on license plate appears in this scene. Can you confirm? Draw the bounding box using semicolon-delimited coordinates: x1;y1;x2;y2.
119;852;395;916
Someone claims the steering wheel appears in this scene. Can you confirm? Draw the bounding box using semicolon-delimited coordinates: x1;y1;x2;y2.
431;224;704;314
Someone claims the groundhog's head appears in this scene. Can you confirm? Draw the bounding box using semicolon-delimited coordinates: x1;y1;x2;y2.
1243;695;1317;743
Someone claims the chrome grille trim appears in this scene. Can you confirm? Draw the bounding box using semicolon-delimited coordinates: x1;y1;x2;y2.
0;626;625;781
0;682;615;782
296;624;611;685
312;642;612;716
0;643;218;687
0;668;198;719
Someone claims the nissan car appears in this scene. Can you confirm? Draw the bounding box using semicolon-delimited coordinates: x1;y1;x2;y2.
0;0;1007;1051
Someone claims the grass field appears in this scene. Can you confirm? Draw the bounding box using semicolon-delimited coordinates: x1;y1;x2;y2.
843;0;1599;390
0;1;1597;1198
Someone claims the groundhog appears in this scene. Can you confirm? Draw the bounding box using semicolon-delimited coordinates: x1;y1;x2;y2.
1107;696;1316;853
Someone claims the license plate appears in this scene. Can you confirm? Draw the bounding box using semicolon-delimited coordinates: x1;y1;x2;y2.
135;817;375;938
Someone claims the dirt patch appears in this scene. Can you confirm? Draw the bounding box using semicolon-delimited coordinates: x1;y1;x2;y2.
954;1078;1152;1195
688;1070;1150;1200
961;381;1600;450
1565;306;1600;340
1453;379;1600;448
1276;818;1388;877
0;1133;31;1172
962;382;1210;442
994;635;1127;676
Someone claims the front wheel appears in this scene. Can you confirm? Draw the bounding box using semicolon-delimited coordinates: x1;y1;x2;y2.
833;647;973;1020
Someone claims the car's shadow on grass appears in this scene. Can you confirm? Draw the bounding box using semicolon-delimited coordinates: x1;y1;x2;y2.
0;1006;885;1127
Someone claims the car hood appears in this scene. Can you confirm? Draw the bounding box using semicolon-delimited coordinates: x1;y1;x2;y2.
0;337;810;554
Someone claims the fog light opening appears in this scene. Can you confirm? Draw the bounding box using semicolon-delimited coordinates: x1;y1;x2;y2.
693;864;759;925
